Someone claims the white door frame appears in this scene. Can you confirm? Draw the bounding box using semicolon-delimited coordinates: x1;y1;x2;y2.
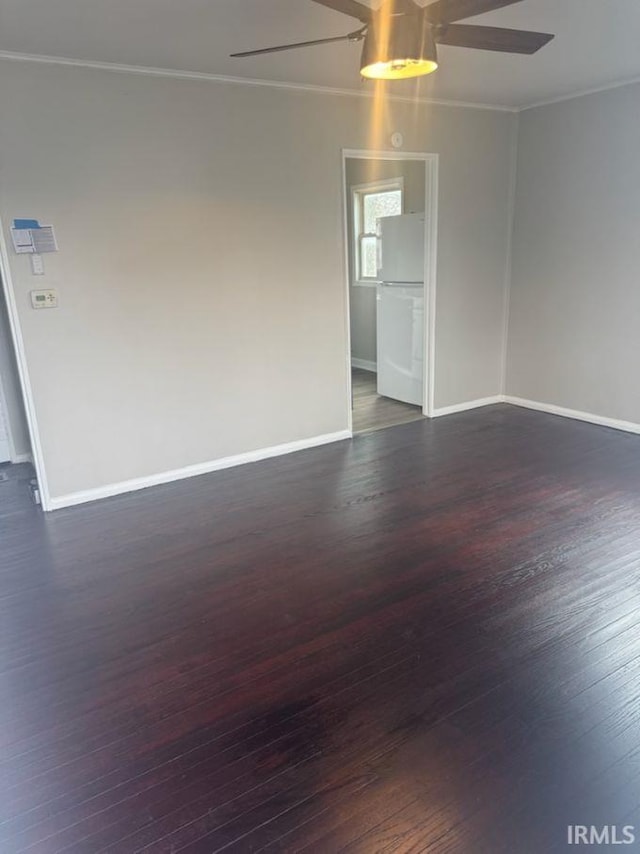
341;148;439;432
0;218;52;508
0;371;16;463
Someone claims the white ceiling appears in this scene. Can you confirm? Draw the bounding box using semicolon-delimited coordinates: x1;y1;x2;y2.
0;0;638;109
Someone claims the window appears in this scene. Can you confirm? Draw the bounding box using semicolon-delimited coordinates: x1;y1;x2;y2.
352;179;403;284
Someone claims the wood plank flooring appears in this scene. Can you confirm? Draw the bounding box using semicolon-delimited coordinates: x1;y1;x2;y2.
2;405;640;852
351;368;424;434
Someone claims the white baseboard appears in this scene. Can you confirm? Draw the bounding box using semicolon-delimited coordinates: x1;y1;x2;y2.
47;430;352;511
504;396;640;435
45;396;640;512
351;358;377;373
11;452;33;464
432;393;640;435
431;395;503;418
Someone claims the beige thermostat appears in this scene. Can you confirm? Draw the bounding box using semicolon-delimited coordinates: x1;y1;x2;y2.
30;289;58;309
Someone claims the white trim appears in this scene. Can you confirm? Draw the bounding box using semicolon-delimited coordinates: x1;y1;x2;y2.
351;358;377;372
47;430;352;511
0;218;52;510
3;46;640;116
432;396;503;418
341;154;354;436
503;396;640;435
519;75;640;112
500;112;519;396
0;50;517;113
0;371;15;463
343;149;437;162
341;149;439;422
424;156;439;419
0;374;33;465
0;297;22;464
431;394;640;435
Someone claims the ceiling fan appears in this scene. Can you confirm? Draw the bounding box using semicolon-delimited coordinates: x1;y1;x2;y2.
231;0;554;80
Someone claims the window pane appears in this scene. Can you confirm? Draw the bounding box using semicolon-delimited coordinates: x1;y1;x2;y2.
360;236;378;279
363;190;402;234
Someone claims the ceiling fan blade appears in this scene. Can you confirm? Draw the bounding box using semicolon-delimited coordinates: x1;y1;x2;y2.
437;23;554;54
424;0;524;25
310;0;373;23
231;31;363;58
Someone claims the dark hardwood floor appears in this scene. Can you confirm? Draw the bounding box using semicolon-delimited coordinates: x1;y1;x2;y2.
2;404;640;852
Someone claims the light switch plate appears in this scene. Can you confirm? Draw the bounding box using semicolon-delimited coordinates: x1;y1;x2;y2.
30;289;58;309
30;254;45;275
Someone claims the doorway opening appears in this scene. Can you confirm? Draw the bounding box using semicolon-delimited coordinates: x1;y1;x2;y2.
0;220;47;508
342;150;438;435
0;280;37;506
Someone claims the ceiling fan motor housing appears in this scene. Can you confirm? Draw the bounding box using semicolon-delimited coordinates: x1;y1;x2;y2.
360;14;439;79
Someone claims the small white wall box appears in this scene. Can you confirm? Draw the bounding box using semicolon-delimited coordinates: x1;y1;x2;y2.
10;220;58;255
30;254;45;275
30;289;58;309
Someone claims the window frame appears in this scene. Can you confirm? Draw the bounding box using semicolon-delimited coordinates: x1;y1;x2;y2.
351;178;404;287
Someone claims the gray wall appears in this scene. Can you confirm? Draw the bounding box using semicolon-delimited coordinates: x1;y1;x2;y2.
507;84;640;422
346;158;426;366
0;61;514;501
0;289;30;459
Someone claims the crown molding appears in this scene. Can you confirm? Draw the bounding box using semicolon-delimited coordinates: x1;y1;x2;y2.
519;74;640;111
0;49;517;113
2;47;640;116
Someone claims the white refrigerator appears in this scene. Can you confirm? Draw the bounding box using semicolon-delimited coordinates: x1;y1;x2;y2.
376;213;425;407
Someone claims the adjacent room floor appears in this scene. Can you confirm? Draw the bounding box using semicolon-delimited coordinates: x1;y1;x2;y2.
351;367;424;434
2;405;640;852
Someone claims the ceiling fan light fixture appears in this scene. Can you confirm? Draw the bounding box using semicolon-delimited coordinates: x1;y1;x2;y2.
360;16;439;80
360;57;439;80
